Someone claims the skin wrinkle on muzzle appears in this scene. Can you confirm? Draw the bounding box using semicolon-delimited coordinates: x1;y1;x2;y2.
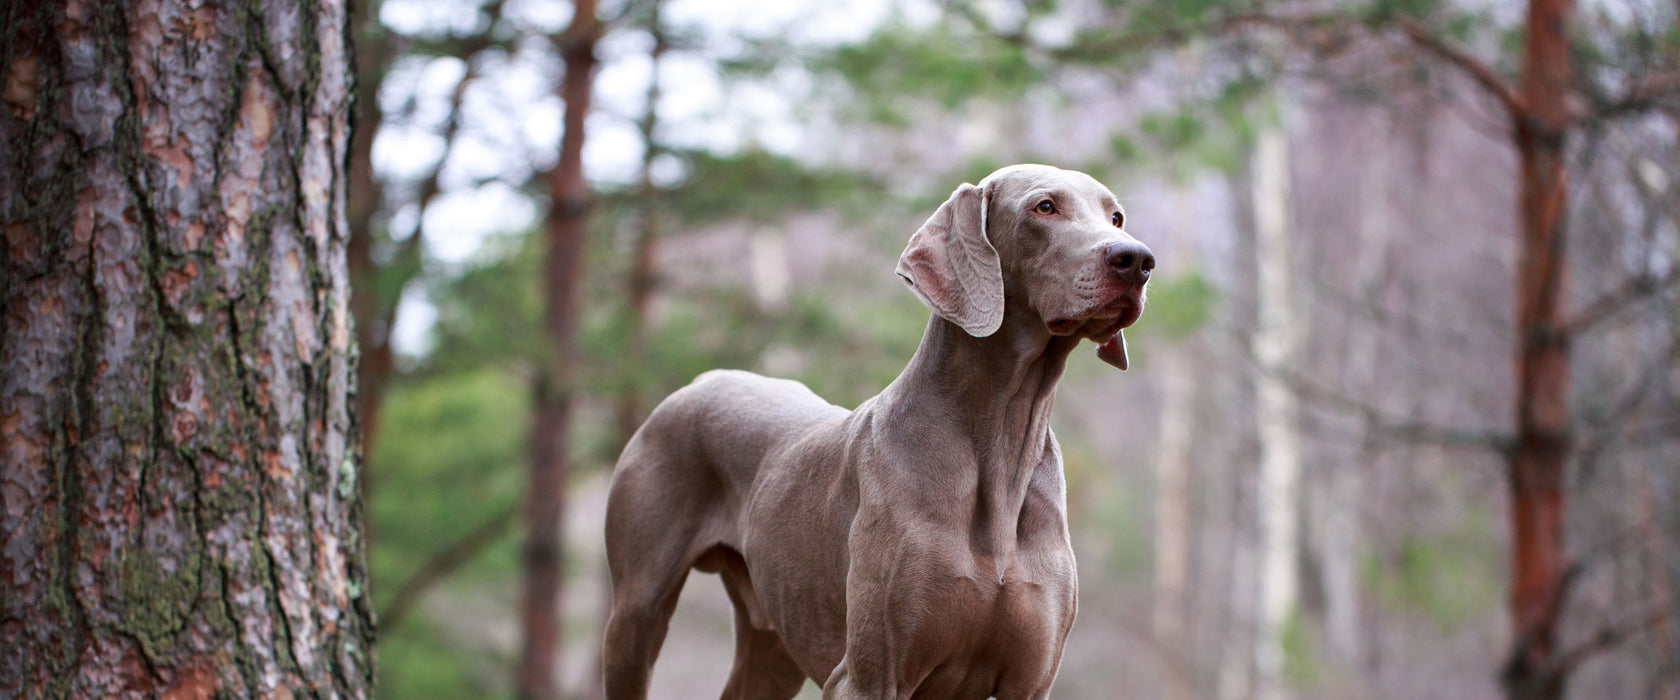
601;164;1154;700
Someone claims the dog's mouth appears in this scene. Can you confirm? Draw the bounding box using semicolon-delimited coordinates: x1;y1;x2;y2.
1048;293;1144;371
1046;293;1143;338
1046;315;1124;339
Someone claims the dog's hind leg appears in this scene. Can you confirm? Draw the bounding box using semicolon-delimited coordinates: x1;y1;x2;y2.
603;441;714;700
699;547;807;700
601;534;692;700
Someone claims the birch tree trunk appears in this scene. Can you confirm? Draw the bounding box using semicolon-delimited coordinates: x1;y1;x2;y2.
0;0;372;696
1154;345;1196;700
1153;185;1199;700
1252;123;1303;700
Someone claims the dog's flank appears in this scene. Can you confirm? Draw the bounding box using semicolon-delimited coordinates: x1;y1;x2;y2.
602;164;1154;700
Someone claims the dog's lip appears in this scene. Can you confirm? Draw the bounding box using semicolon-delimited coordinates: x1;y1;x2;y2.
1046;314;1127;339
1091;317;1125;342
1048;292;1143;337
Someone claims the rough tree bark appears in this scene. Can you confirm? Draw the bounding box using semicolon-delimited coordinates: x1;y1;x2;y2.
518;0;599;697
1;0;372;696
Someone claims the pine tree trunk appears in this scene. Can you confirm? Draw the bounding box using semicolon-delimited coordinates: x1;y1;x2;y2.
0;0;372;696
519;1;599;697
614;0;665;455
1502;1;1575;698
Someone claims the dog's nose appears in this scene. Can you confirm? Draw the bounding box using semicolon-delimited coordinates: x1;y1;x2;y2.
1104;240;1155;283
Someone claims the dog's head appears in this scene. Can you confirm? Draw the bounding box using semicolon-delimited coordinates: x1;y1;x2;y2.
896;164;1153;370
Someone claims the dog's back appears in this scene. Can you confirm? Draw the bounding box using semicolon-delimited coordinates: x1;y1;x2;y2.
639;369;845;496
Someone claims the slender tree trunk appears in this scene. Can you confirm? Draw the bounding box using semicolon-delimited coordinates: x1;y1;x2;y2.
1154;344;1196;700
1252;123;1303;700
1217;167;1260;700
615;0;666;455
0;0;373;696
346;0;393;458
1502;1;1575;698
519;1;599;698
1316;109;1394;671
589;8;664;699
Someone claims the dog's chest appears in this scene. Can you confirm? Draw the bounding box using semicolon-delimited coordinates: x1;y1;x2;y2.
907;543;1078;696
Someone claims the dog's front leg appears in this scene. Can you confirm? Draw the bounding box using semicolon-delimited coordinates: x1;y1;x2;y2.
819;505;949;700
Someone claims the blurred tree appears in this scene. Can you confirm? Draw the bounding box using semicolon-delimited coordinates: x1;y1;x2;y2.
614;0;670;455
342;4;535;697
0;0;373;695
1251;120;1305;700
1147;229;1220;700
347;0;505;463
521;0;601;697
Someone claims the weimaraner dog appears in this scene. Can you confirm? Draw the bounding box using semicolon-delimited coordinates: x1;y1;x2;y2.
603;164;1154;699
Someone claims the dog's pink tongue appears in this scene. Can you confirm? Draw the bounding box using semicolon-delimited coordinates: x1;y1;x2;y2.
1097;332;1128;371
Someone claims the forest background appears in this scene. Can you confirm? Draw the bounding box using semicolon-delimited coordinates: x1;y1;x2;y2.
3;0;1678;698
350;0;1680;698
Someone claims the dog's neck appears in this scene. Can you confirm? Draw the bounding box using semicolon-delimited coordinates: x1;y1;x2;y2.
879;309;1078;555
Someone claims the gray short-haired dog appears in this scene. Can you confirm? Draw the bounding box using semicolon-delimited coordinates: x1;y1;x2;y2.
602;164;1154;700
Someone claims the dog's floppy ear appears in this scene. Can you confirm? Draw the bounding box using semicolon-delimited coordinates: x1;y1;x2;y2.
896;183;1004;337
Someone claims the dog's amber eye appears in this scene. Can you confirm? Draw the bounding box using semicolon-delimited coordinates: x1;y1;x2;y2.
1036;200;1055;214
1112;212;1124;228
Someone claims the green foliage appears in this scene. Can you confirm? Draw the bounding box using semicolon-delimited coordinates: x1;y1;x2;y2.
424;233;546;374
812;20;1039;125
775;290;930;407
1280;607;1324;686
1075;457;1150;579
1117;77;1267;180
1108;133;1141;164
368;367;527;592
1572;2;1680;102
1100;0;1230;41
367;365;527;699
657;148;885;225
378;615;506;700
1142;271;1218;340
1361;507;1501;633
1365;0;1444;25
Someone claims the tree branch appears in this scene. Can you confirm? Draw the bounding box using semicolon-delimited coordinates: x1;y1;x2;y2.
1274;366;1515;453
1039;11;1356;65
378;504;519;631
1585;70;1680;122
1547;598;1678;680
961;7;1528;122
1563;268;1680;336
1393;18;1523;118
